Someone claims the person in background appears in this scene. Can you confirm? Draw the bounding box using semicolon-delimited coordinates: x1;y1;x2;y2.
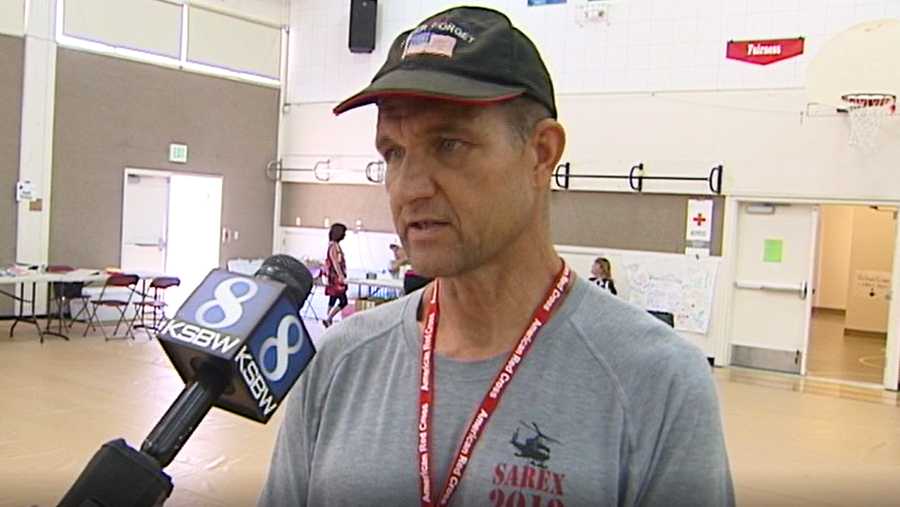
589;256;618;295
322;222;348;328
401;269;431;295
388;243;410;276
392;243;432;295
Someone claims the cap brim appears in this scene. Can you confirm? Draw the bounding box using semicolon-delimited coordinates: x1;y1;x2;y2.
333;69;526;115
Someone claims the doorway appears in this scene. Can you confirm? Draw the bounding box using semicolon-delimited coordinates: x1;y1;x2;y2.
728;202;819;375
727;198;900;390
121;168;223;314
806;205;897;385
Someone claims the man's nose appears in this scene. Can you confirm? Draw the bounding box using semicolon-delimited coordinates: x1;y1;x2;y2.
389;150;438;203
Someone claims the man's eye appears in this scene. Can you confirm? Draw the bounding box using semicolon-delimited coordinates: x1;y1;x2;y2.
382;147;404;163
438;139;464;153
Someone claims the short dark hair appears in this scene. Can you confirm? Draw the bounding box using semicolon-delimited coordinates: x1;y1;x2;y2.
329;223;347;241
496;96;553;145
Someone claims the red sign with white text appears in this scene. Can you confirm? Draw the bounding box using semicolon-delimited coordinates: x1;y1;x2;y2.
726;38;804;65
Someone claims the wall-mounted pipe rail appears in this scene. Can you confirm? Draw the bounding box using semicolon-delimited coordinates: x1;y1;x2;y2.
265;159;386;183
553;162;723;194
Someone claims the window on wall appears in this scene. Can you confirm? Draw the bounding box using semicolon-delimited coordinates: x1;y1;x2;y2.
56;0;282;86
0;0;26;36
186;6;281;80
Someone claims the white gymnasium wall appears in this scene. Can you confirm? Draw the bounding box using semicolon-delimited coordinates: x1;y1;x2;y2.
284;0;900;199
0;0;26;36
555;90;900;199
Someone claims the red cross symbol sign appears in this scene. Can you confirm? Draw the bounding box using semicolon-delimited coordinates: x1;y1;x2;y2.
692;213;707;227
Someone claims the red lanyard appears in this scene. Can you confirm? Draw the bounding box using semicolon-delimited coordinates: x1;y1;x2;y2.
417;262;572;507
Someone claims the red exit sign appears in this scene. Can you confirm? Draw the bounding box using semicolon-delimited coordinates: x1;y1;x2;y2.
726;38;804;65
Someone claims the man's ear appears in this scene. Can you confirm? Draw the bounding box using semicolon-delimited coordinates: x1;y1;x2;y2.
529;119;566;187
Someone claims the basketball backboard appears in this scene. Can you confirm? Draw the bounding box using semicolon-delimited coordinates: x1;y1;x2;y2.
806;18;900;110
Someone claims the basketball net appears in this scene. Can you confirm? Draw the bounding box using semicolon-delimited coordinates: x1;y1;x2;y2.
842;93;896;151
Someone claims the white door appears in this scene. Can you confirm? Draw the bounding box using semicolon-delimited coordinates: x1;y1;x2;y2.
729;203;819;374
164;174;223;313
121;172;169;272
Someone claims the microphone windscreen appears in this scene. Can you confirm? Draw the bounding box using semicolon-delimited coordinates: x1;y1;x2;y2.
254;255;313;308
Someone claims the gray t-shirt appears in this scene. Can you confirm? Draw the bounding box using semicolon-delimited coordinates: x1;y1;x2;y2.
259;276;734;506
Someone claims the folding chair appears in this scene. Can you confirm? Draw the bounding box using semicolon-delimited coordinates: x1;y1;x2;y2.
44;265;96;335
45;265;78;335
133;276;180;333
300;268;322;321
83;273;140;340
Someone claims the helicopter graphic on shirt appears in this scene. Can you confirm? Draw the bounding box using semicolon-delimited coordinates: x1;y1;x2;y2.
510;421;562;468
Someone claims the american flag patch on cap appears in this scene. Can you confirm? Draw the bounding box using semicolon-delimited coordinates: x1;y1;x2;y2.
402;32;457;58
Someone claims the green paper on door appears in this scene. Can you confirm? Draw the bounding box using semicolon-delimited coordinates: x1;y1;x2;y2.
763;239;783;263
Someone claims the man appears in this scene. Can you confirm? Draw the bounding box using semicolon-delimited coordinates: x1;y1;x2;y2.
260;7;733;506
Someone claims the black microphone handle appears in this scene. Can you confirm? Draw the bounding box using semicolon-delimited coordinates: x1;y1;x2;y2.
57;439;173;507
141;361;228;468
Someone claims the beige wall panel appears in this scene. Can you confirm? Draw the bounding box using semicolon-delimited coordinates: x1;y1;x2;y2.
0;35;25;315
845;207;897;333
816;205;854;310
51;48;279;269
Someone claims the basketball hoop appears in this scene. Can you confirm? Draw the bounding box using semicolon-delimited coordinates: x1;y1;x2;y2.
841;93;896;150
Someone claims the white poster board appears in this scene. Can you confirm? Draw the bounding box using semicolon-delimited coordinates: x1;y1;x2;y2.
557;245;721;334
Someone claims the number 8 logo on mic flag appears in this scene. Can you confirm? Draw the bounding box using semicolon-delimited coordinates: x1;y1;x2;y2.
240;294;316;404
259;315;305;382
195;278;258;329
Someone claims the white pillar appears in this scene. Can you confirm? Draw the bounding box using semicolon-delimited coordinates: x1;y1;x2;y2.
16;0;56;267
15;0;57;313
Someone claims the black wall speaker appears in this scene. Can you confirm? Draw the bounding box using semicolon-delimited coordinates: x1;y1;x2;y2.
349;0;377;53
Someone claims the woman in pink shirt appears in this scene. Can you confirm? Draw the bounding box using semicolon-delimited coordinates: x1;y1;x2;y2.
322;223;348;327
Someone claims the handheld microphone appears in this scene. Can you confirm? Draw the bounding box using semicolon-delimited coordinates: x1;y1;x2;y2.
58;255;315;507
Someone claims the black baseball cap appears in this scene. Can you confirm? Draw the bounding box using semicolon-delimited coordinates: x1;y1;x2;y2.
333;6;557;118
